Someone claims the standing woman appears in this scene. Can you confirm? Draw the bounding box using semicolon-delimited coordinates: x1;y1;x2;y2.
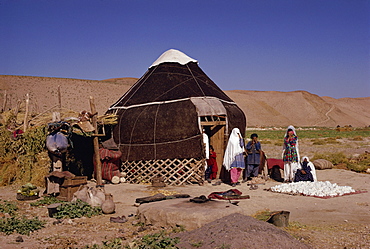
245;133;262;180
223;128;246;187
283;125;300;182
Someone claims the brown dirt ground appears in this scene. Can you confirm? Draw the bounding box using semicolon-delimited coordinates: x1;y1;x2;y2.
0;131;369;248
0;166;369;248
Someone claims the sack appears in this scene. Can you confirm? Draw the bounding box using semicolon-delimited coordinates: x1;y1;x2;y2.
72;186;105;207
312;159;333;170
46;132;68;154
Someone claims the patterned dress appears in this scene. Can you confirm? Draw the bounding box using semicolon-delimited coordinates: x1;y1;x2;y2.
283;135;298;163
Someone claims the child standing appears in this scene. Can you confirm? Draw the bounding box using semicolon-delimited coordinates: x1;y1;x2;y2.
205;145;218;182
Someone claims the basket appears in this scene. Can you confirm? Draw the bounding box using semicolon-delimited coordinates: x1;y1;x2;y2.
16;193;39;201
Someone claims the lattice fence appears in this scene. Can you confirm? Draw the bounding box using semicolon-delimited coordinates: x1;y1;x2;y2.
121;158;205;185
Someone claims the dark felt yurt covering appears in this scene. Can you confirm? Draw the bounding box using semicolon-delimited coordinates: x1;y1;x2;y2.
107;49;246;185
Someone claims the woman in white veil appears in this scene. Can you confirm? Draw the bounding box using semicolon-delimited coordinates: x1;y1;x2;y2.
282;125;300;182
223;128;245;186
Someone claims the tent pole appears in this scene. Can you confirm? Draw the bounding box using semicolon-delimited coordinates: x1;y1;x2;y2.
89;96;103;187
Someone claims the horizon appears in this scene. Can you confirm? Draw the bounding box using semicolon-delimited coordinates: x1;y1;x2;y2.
1;0;369;98
2;74;368;100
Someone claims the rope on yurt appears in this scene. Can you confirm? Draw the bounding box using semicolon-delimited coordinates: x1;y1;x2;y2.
109;66;157;109
186;64;205;96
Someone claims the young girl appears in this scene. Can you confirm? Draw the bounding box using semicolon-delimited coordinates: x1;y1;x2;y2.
283;125;300;182
205;145;218;182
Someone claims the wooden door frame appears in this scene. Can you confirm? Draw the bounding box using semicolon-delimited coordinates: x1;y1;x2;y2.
201;121;226;178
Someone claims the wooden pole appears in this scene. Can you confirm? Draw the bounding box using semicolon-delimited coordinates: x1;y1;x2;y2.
89;96;103;186
34;97;40;114
1;90;7;112
14;99;21;117
23;93;30;132
58;85;62;109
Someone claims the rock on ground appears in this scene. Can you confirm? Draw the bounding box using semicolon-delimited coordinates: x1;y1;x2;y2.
175;213;311;249
137;198;242;230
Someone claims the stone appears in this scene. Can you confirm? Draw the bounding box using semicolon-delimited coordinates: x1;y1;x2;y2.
137;198;243;230
15;236;23;242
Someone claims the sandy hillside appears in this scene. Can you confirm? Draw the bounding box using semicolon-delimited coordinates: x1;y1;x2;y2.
0;75;369;127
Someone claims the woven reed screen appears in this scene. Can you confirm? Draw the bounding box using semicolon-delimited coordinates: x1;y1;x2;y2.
121;158;205;185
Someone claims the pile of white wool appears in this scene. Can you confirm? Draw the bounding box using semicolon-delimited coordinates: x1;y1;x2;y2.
270;181;356;197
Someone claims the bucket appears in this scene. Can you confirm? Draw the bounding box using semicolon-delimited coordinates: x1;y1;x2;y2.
47;203;62;218
267;211;290;227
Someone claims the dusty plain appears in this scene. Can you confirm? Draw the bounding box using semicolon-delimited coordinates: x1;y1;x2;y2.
0;138;369;248
0;75;369;248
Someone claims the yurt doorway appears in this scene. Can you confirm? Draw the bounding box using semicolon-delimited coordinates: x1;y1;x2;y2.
201;115;226;177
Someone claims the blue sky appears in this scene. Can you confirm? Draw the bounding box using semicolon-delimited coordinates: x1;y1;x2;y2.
1;0;369;98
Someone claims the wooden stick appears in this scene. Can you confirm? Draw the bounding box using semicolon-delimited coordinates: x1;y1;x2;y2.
1;90;7;112
14;99;21;117
58;85;62;109
34;97;40;114
89;96;103;186
23;94;30;132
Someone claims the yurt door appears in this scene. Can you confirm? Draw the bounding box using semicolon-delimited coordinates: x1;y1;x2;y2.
201;116;227;178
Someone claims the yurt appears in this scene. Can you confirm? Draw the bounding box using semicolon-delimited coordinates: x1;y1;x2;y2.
107;49;246;185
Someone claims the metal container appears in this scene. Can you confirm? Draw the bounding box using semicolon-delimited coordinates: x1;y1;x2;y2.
267;211;290;227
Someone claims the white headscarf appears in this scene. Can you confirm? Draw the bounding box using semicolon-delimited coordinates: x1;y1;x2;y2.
223;128;244;171
283;125;300;162
301;156;317;182
202;131;209;160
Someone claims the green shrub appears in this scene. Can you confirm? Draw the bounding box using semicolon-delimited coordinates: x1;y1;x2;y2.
0;216;45;235
190;241;203;247
0;200;18;216
346;163;368;173
84;238;123;249
30;196;65;207
126;231;179;249
54;200;102;219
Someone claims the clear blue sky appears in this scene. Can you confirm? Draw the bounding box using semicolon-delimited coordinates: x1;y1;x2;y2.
1;0;369;98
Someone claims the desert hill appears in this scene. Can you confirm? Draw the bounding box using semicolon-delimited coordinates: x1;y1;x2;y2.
0;75;369;127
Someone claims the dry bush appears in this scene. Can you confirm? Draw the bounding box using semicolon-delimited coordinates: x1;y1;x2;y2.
311;137;340;145
311;139;325;145
352;136;363;141
347;153;370;173
0;126;48;186
311;152;348;166
325;137;340;144
274;141;282;146
311;152;369;173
